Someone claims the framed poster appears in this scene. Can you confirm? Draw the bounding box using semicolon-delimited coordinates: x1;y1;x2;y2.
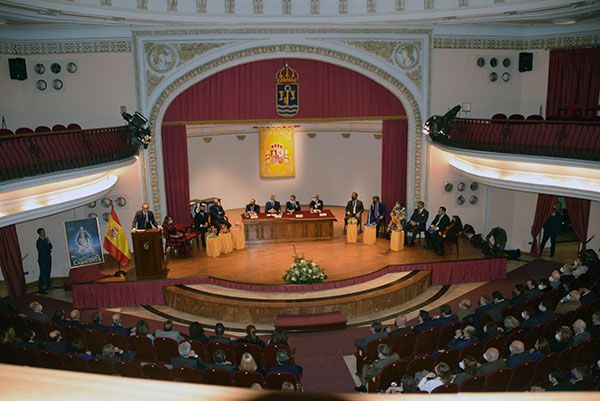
64;217;104;268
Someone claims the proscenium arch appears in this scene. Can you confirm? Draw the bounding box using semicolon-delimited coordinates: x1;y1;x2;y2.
144;44;424;220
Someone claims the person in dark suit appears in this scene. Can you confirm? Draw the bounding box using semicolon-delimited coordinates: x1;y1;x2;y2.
171;341;206;370
193;204;210;247
205;348;236;373
474;295;495;322
244;199;260;215
208;198;231;229
432;215;462;256
44;330;70;356
131;202;158;230
265;194;281;214
433;304;458;327
524;279;540;302
36;227;53;294
539;206;563;257
413;310;437;334
425;207;450;249
27;301;50;324
506;340;535;368
544;369;574;391
532;299;556;326
208;322;232;344
344;192;365;232
98;343;135;363
88;311;109;334
105;314;131;338
354;321;388;350
403;201;429;247
367;196;387;237
387;315;413;341
309;194;324;212
285;195;301;213
266;349;303;378
446;326;478;351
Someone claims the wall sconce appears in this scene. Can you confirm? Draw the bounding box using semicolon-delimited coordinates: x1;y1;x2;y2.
373;134;382;140
306;133;317;138
236;135;246;141
203;137;212;143
341;133;351;139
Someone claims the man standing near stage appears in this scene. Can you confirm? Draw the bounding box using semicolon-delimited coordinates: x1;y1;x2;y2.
131;202;158;230
404;201;429;247
36;228;52;294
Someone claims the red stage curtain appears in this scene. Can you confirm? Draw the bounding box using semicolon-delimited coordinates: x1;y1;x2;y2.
0;225;26;298
546;47;600;117
381;120;408;206
565;197;591;251
530;194;557;256
161;125;191;225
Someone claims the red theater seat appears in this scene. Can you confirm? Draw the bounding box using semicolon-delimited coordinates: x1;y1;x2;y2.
233;370;265;387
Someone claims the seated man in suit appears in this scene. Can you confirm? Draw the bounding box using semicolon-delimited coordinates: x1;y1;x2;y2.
98;343;135;363
446;326;478;351
105;313;131;338
44;330;70;356
208;198;231;230
344;192;365;233
425;206;450;249
505;340;535;368
171;341;206;370
367;196;386;237
208;322;232;344
413;310;437;334
193;204;210;247
355;344;400;393
88;311;110;334
131;202;159;230
244;199;260;215
387;314;413;341
266;348;303;378
478;347;505;376
431;215;462;256
155;319;185;343
433;304;458;327
265;194;281;214
403;201;429;247
308;194;324;212
205;348;236;374
354;321;387;351
285;194;301;213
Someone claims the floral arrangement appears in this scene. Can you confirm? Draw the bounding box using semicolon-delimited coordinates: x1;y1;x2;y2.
283;246;327;284
219;224;230;234
207;227;218;238
347;216;358;225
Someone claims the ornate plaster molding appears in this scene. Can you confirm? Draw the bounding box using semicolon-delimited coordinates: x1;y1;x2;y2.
0;39;132;55
434;32;600;50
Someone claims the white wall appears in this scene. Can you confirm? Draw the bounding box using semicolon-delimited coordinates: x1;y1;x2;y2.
187;131;382;209
588;201;600;253
431;48;549;118
0;52;135;130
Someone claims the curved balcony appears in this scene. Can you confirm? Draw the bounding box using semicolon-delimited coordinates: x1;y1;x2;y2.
436;118;600;162
0;126;140;183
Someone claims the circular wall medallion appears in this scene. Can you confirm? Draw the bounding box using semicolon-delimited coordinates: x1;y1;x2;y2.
470;182;479;191
50;62;61;74
36;80;47;91
489;57;498;68
502;72;511;82
444;182;454;192
457;182;466;192
115;196;127;207
457;195;465;205
147;44;177;73
88;212;98;219
476;57;485;67
34;63;45;74
101;198;113;208
489;72;498;82
66;62;78;73
52;79;63;90
87;200;97;208
102;212;111;222
469;195;479;205
502;57;511;68
393;43;419;70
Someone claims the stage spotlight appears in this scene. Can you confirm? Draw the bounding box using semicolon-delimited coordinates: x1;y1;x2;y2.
121;111;151;149
423;104;461;141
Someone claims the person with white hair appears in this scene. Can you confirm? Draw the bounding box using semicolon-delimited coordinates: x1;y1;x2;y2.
387;314;413;340
478;348;505;376
555;290;581;315
456;299;474;322
171;341;205;370
506;340;535;368
572;319;591;345
27;301;50;323
105;313;131;338
67;309;86;330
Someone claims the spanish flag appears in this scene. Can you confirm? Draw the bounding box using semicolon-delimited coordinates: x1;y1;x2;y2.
103;206;131;266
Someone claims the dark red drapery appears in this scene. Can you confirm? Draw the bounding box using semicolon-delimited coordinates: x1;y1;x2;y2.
381;120;408;206
546;47;600;117
161;125;191;225
162;58;408;216
565;197;591;252
530;194;557;256
0;225;26;298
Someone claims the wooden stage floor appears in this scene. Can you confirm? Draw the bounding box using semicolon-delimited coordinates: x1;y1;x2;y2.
98;206;484;285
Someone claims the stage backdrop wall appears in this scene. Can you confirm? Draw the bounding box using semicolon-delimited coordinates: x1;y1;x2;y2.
188;131;381;209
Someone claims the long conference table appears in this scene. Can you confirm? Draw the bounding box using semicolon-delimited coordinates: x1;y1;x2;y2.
241;210;337;245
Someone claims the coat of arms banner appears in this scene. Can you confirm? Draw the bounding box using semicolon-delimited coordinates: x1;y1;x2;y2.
259;126;295;178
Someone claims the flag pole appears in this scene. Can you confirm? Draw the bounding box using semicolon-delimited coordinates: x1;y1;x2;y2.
114;263;127;277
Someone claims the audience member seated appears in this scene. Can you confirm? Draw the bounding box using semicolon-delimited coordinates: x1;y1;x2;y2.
354;343;399;393
52;309;69;326
1;327;17;345
475;295;495;321
434;304;458;327
67;309;86;331
551;327;574;353
569;257;589;279
155;319;184;343
238;324;265;348
266;348;303;378
13;329;42;350
549;270;563;290
44;330;70;356
589;311;600;338
456;299;474;322
188;322;209;344
529;337;551;361
537;278;552;294
534;300;556;325
268;328;289;346
105;314;131;338
579;286;597;304
524;279;541;302
489;291;510;323
171;341;205;370
572;319;591;345
511;284;528;305
570;364;596;390
480;322;500;340
431;215;462;256
88;311;109;334
538;369;573;391
205;349;236;373
506;340;534;368
503;315;520;334
354;321;387;350
453;355;478;385
27;301;50;323
209;322;232;344
384;375;418;394
135;320;155;341
418;362;453;393
520;308;538;329
71;338;93;361
447;326;477;351
556;290;582;315
239;352;266;376
478;348;505;376
387;314;413;340
413;310;436;334
98;343;134;363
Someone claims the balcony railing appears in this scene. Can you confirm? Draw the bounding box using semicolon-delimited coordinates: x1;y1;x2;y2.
0;126;140;182
437;118;600;162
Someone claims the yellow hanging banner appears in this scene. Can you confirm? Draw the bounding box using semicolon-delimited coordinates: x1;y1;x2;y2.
259;126;295;178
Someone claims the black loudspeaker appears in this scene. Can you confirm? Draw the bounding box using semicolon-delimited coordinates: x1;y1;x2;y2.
518;52;533;72
8;58;27;80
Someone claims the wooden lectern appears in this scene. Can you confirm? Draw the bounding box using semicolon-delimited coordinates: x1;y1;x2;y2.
131;229;167;279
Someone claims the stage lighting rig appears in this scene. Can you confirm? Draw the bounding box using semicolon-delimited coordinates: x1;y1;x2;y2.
423;104;461;141
122;111;151;149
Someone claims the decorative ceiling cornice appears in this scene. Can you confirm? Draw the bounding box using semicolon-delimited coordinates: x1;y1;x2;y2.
434;31;600;50
0;38;132;55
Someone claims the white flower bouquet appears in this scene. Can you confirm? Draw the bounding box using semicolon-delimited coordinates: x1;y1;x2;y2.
283;254;327;284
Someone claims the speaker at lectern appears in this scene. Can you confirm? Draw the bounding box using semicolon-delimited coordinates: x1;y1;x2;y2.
131;229;167;278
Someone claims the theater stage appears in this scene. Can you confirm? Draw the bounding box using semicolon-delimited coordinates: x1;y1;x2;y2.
71;206;507;323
